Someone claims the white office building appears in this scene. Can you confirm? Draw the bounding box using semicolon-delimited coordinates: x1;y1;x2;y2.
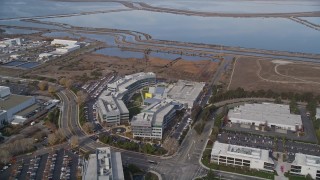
83;147;124;180
131;100;182;139
97;72;156;125
165;80;205;109
97;91;129;125
108;72;156;103
290;153;320;179
228;103;303;131
211;142;274;172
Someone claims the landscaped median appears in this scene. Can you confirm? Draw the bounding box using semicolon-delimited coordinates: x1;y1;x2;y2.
200;149;275;180
99;134;167;156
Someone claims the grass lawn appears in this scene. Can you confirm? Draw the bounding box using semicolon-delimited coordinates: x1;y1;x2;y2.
128;93;143;119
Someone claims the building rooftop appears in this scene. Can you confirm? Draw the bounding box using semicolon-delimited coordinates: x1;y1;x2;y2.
131;100;179;127
108;72;155;95
316;108;320;119
228;103;302;127
166;80;205;108
98;93;129;116
84;147;124;180
15;104;40;116
0;94;34;110
211;142;272;162
293;153;320;168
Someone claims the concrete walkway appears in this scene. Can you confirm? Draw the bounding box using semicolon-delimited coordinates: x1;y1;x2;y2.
148;170;162;180
274;152;289;180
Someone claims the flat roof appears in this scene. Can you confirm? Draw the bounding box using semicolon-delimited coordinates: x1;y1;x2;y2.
293;153;320;168
228;103;302;127
111;152;124;180
98;94;129;116
85;147;124;180
108;72;155;94
212;142;272;163
131;100;179;127
0;94;34;110
166;80;205;108
16;104;40;116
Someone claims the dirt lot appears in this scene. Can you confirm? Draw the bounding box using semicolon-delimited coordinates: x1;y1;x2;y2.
228;57;320;94
28;52;219;83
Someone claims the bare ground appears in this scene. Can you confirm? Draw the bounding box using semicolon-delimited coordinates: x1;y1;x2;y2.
27;53;218;82
228;57;320;94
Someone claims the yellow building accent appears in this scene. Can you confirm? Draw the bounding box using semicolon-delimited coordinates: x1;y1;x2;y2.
145;93;152;99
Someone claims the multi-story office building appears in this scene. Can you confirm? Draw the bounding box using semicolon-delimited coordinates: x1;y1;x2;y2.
211;142;274;172
97;72;156;125
131;100;182;139
290;153;320;179
165;80;205;109
82;147;124;180
108;72;156;103
97;91;129;125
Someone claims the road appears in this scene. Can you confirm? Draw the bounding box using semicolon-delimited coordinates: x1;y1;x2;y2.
0;58;268;180
55;62;267;180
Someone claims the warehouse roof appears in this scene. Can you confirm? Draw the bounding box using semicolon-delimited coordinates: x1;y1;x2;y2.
0;94;34;110
228;103;302;127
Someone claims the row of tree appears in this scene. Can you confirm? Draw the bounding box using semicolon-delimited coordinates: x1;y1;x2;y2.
45;108;60;127
0;138;35;164
48;129;66;145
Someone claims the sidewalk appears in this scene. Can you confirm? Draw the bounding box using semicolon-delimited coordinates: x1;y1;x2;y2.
148;170;162;180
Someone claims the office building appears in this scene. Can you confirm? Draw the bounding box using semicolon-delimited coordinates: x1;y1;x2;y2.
166;80;205;109
131;100;182;139
211;142;274;172
290;153;320;179
108;72;156;103
83;147;124;180
228;103;303;131
97;91;129;125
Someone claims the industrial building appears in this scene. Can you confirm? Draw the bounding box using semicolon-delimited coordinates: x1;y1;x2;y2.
211;142;274;172
0;38;21;47
228;103;303;131
82;147;124;180
97;91;129;125
131;100;182;139
166;80;205;109
51;39;80;55
0;86;36;126
290;153;320;179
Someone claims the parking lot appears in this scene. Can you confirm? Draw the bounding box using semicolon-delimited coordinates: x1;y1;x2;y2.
218;130;320;163
0;149;79;180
